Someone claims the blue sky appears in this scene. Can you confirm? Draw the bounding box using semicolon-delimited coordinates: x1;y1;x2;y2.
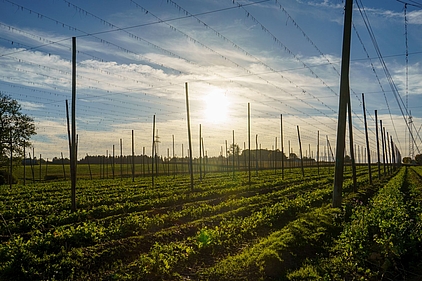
0;0;421;160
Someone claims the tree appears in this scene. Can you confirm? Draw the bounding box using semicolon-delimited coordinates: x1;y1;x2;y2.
227;143;241;158
402;157;412;164
0;93;36;166
289;152;298;160
415;154;422;165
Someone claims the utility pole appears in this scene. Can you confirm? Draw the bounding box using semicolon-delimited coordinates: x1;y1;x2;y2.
333;0;353;208
70;37;77;212
185;83;194;190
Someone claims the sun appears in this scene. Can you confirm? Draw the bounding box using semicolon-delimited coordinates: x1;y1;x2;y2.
203;90;229;124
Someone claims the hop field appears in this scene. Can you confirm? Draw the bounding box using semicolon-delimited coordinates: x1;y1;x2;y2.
1;166;422;280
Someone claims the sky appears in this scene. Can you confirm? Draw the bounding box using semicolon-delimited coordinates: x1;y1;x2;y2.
0;0;421;160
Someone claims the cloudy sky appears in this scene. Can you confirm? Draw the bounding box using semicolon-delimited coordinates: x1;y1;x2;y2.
1;0;421;160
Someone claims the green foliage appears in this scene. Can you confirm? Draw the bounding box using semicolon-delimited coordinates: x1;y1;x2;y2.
0;166;410;280
415;154;422;165
0;93;36;165
0;170;17;185
307;167;422;280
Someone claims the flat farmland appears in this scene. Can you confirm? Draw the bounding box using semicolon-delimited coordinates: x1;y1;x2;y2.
1;166;422;280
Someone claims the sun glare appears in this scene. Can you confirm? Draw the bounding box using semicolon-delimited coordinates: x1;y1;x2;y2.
203;90;229;124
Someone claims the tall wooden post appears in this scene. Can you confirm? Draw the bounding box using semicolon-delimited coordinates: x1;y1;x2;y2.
66;100;72;157
142;147;145;176
70;37;77;212
280;114;284;179
61;152;66;180
317;130;320;175
390;136;396;170
297;126;305;177
181;143;184;174
347;96;357;191
23;143;26;185
185;83;194;190
30;148;35;183
362;93;372;184
375;110;381;179
120;139;123;180
380;120;386;175
106;150;109;179
202;137;206;177
86;153;92;180
288;140;291;171
199;124;202;181
152;115;156;186
386;131;391;174
248;103;251;184
274;137;277;174
9;131;12;188
39;154;42;181
132;130;135;182
333;0;353;208
172;135;175;178
112;145;115;179
225;140;228;175
255;134;258;176
232;130;235;179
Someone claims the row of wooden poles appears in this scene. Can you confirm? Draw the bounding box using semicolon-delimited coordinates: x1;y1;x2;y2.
5;34;401;213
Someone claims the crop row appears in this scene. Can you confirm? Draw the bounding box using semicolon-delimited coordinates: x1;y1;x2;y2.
286;166;422;280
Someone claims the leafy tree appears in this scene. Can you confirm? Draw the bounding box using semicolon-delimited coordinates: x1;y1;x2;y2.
402;157;411;164
289;152;298;160
415;154;422;165
227;143;241;157
0;93;36;166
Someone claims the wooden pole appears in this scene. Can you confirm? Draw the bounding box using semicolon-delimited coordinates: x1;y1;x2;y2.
232;130;235;179
386;131;391;174
255;134;258;176
181;143;184;174
45;158;48;179
375;110;381;179
390;136;396;170
120;139;123;180
23;143;26;185
280;114;284;179
380;120;386;175
199;124;202;181
225;140;228;175
297;126;305;177
288;140;291;171
172;135;175;178
112;145;115;179
106;150;109;179
70;37;77;212
152;116;156;186
274;137;277;174
333;0;353;208
142;146;145;176
248;103;251;184
86;154;92;180
66;100;72;156
9;131;12;188
61;152;66;180
202;137;206;177
132;130;135;182
39;154;42;181
347;88;357;191
29;151;34;183
185;83;194;190
362;93;372;184
167;148;170;176
317;130;320;175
